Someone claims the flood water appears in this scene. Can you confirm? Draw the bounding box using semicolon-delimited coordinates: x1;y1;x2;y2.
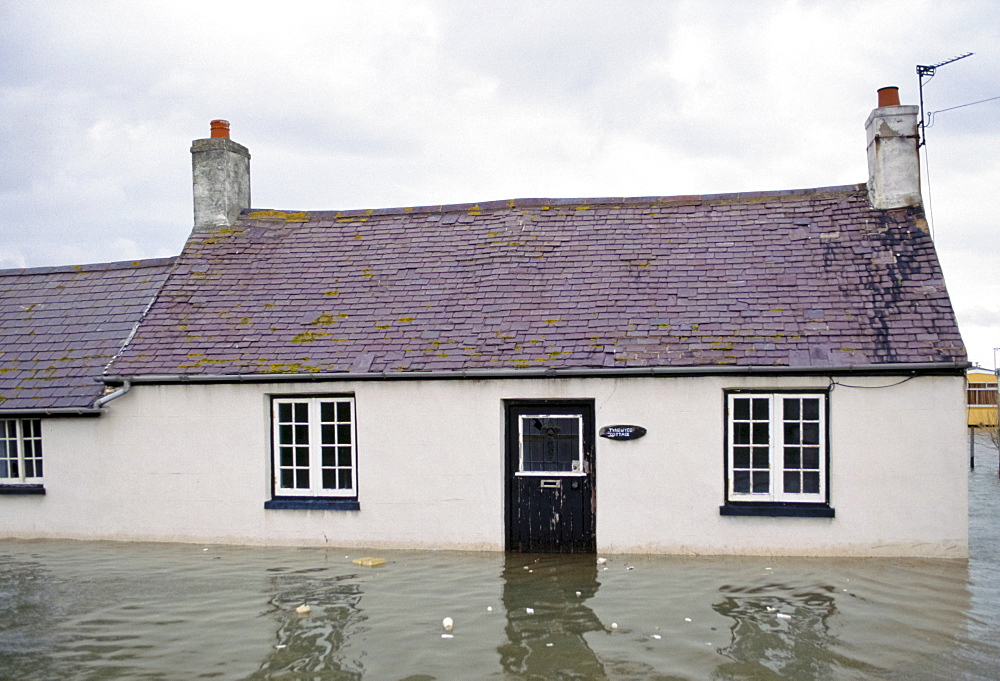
2;440;998;680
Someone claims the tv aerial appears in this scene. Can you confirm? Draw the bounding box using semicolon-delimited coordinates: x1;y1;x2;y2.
916;52;973;146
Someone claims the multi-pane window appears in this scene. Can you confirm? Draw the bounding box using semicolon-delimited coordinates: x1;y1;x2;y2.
1;419;43;484
967;382;998;406
727;393;826;503
272;397;356;498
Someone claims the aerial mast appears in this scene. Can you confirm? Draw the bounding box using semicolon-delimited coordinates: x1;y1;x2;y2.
916;52;973;147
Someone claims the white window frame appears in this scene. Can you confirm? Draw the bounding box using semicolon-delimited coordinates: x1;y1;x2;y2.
271;397;357;499
516;414;586;477
1;418;44;484
726;393;827;504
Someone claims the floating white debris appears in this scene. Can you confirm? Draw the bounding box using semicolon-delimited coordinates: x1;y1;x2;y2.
295;604;311;615
275;644;286;649
575;591;582;597
684;617;692;622
765;567;772;571
611;622;618;629
441;634;454;639
546;643;553;647
487;606;493;612
766;607;775;612
652;634;662;640
626;565;635;571
776;613;792;620
442;617;454;632
352;557;386;568
596;557;608;565
525;607;535;615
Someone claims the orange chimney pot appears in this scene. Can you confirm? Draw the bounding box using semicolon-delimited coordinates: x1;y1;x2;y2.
210;120;231;138
877;87;900;108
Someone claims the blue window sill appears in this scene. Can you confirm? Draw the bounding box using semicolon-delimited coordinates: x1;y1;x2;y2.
265;498;360;511
720;502;834;518
0;484;45;495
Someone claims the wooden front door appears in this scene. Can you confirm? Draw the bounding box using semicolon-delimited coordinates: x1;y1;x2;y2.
505;401;596;553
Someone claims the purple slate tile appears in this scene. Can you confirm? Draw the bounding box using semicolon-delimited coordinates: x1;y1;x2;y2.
1;258;174;411
94;186;965;378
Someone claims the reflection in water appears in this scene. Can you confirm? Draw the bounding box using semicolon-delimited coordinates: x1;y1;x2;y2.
246;567;364;680
0;543;990;681
711;582;880;680
498;554;608;680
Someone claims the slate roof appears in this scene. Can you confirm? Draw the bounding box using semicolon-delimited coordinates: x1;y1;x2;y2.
0;258;175;411
107;184;966;379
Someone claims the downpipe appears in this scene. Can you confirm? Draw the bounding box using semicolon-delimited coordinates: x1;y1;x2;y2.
93;379;132;409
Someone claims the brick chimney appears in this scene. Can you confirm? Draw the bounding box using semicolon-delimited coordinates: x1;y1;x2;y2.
191;120;250;230
865;87;921;209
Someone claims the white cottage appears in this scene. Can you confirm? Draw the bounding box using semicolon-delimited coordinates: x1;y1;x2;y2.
1;89;969;556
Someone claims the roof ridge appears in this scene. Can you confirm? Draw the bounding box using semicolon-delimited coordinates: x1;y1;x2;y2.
244;184;866;221
0;256;178;278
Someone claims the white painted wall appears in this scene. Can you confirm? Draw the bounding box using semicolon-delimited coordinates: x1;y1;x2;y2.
0;373;968;557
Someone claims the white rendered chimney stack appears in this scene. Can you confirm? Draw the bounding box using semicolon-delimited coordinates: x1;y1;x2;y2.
865;87;921;210
191;120;251;230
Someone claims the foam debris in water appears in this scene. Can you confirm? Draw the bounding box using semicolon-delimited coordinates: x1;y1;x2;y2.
442;617;453;632
525;608;534;615
295;604;311;615
352;557;386;567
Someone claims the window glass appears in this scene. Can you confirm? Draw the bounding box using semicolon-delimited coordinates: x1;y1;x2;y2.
967;383;998;405
520;416;582;473
803;471;821;494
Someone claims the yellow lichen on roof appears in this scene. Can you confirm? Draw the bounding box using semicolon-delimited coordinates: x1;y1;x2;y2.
246;210;311;222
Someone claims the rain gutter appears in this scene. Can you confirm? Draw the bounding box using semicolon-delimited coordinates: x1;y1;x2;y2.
103;361;970;386
0;407;104;417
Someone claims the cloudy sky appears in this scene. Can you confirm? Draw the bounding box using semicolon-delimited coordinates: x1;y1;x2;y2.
1;1;998;366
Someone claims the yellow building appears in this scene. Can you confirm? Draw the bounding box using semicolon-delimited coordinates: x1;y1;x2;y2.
967;368;998;427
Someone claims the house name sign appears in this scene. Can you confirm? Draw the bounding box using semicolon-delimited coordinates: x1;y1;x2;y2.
599;425;647;441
